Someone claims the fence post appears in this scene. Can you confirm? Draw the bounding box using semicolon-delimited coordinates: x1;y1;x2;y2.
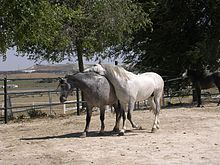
76;88;80;116
48;91;52;115
63;103;66;114
4;76;8;124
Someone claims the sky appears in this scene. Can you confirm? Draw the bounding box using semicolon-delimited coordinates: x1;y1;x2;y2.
0;49;68;71
0;49;120;71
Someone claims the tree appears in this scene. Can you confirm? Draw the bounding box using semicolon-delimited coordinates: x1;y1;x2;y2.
122;0;220;76
0;0;150;72
0;0;71;59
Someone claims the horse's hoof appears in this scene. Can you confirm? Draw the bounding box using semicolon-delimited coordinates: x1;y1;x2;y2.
138;126;143;130
118;132;125;136
80;132;87;138
151;128;157;133
99;132;105;136
112;127;120;133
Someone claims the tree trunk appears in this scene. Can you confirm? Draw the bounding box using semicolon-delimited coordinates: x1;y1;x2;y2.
76;39;86;109
77;47;84;72
75;37;85;72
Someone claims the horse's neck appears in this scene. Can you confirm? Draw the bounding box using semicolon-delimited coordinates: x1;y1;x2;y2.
190;73;207;82
105;70;134;90
68;78;88;92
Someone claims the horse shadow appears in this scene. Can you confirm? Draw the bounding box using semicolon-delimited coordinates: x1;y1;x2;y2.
20;129;149;141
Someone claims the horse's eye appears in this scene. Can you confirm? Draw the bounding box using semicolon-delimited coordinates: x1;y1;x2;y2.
60;84;65;88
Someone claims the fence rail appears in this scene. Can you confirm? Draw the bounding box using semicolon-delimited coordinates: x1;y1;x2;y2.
0;77;82;124
1;75;219;124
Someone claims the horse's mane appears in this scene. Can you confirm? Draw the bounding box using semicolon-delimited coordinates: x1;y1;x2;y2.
67;72;101;84
188;69;208;79
102;64;135;80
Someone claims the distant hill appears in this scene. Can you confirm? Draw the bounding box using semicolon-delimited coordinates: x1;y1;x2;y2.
22;63;93;74
0;63;93;75
24;64;77;73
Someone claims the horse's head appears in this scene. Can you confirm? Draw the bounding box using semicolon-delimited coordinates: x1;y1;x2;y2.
58;77;73;103
182;69;207;82
84;64;106;75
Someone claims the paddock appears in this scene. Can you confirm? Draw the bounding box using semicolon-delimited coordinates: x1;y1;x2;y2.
0;103;219;165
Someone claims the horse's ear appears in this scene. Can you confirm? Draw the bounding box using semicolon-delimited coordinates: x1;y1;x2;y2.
98;59;102;64
65;74;70;78
58;77;65;84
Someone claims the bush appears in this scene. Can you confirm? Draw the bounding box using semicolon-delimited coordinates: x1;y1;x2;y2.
27;109;47;118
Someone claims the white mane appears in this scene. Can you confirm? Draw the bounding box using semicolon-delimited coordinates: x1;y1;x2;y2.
102;64;135;81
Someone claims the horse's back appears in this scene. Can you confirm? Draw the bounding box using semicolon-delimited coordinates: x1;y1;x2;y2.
130;72;164;101
85;75;117;106
70;73;117;106
142;72;164;90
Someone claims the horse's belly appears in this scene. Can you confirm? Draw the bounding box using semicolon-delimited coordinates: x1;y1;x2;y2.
201;82;215;89
130;79;155;101
136;88;154;101
113;75;161;103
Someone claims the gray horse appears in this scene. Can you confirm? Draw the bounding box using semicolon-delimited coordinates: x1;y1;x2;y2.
59;72;125;137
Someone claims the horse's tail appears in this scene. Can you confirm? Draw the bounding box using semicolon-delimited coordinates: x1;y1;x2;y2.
160;89;164;107
112;100;121;114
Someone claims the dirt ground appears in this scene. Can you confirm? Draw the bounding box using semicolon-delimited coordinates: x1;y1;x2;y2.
0;103;220;165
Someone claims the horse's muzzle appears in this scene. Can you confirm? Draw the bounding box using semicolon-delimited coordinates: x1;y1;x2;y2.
60;96;67;103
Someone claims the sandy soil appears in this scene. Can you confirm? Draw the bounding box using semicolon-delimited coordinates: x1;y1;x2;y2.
0;103;220;165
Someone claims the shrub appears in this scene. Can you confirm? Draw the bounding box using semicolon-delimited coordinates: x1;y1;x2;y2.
27;109;47;118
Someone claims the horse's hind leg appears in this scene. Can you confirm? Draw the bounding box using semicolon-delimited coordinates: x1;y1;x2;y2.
149;96;160;133
99;107;105;135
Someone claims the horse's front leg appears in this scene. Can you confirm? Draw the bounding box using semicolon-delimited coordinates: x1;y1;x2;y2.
99;107;105;136
127;103;142;130
119;102;139;135
194;85;202;107
119;109;126;136
197;88;202;107
81;106;92;138
112;103;122;132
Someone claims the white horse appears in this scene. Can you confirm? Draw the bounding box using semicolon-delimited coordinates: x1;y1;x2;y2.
85;64;164;135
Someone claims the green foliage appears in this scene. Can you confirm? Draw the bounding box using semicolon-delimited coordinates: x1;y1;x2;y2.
123;0;220;76
0;0;150;64
2;0;219;77
0;0;80;61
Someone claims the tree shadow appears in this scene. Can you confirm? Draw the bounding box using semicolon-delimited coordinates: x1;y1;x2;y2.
20;129;148;141
163;102;195;109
